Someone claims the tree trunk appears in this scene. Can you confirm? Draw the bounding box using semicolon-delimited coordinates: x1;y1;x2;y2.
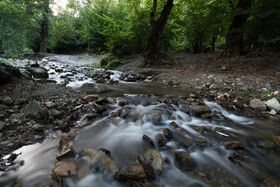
39;0;49;53
143;0;174;66
211;34;217;52
0;40;3;53
223;0;251;57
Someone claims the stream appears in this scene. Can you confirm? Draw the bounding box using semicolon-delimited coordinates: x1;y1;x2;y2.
0;55;279;187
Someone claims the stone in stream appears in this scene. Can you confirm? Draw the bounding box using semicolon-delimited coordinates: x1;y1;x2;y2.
265;98;280;113
192;105;211;116
83;149;103;166
101;155;117;177
78;165;93;179
0;121;5;131
142;135;155;148
224;140;244;149
250;99;266;111
156;134;166;147
53;161;76;177
169;121;179;128
191;126;204;134
111;109;122;117
262;177;280;187
86;112;97;119
23;101;48;119
195;136;207;147
50;109;62;116
175;152;196;171
162;128;173;139
29;68;49;78
56;144;74;160
20;69;32;79
82;94;99;102
93;103;106;114
116;165;147;181
143;149;164;175
173;131;193;148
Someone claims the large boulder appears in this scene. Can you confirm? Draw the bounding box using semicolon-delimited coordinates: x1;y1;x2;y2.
175;152;196;171
29;67;49;78
250;99;266;111
265;98;280;113
23;101;48;119
143;149;164;175
0;63;21;84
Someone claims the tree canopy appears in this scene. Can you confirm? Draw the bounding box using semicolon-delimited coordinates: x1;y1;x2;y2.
0;0;279;58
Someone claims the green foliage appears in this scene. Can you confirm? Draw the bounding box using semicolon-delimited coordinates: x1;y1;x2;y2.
0;58;5;63
100;55;124;70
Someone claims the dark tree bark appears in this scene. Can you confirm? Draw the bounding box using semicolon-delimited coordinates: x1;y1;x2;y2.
223;0;251;57
0;40;3;53
143;0;174;66
211;33;217;52
39;0;49;53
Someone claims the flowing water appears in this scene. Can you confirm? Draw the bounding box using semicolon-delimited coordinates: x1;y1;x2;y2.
0;56;279;187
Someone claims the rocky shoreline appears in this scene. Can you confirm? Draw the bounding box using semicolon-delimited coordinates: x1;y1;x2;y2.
0;54;280;186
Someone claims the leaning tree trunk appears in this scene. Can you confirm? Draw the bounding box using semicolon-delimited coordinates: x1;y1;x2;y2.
143;0;174;66
39;0;49;53
223;0;251;57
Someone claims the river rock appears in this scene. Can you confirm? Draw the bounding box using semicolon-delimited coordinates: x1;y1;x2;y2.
142;135;155;148
169;121;179;128
56;144;74;160
78;166;92;179
116;165;147;181
175;152;196;171
29;68;49;78
156;134;166;147
262;177;280;187
23;101;48;119
273;136;280;147
162;128;173;139
224;141;244;149
250;99;266;111
82;95;99;102
32;123;44;131
112;109;122;117
0;63;20;84
195;136;207;147
101;155;117;177
2;97;13;105
192;105;211;116
20;69;32;79
50;109;62;116
53;161;76;177
265;98;280;113
143;149;164;175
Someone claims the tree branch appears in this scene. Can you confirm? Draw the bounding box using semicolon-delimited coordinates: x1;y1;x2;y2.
150;0;157;27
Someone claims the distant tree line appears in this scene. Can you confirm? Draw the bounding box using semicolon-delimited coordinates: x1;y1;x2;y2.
0;0;279;63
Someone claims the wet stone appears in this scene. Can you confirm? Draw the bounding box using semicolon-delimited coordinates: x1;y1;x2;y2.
162;128;173;139
191;126;204;134
0;121;5;131
142;135;155;148
101;155;117;177
53;161;76;177
86;113;97;119
116;165;147;181
78;166;92;180
56;144;74;160
112;109;122;117
82;94;99;102
175;152;196;171
143;149;164;175
156;134;166;147
192;105;211;116
224;141;244;149
169;121;179;128
195;136;207;147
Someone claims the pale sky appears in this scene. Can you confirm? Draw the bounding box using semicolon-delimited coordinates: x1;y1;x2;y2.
51;0;70;15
